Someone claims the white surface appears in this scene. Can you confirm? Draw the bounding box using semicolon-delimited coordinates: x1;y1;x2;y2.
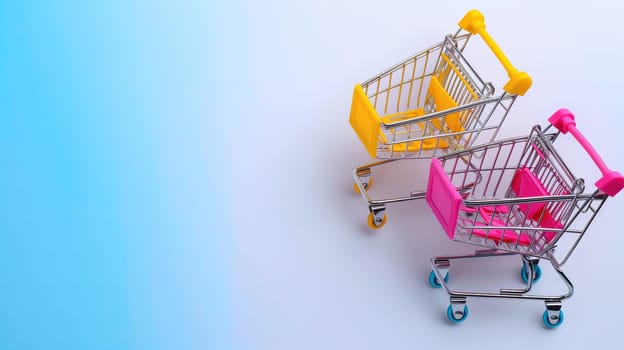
225;1;624;349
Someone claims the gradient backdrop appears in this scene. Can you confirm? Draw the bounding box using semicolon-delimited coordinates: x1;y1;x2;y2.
1;1;234;349
2;1;624;350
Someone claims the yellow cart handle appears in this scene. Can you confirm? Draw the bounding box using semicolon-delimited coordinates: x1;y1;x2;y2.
459;10;532;96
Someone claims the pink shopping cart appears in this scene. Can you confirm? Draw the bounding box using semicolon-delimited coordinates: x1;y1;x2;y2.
425;109;624;327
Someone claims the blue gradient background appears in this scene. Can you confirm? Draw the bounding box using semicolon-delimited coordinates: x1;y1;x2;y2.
1;1;236;349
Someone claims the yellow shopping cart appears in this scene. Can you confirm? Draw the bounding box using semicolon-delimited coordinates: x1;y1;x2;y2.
351;10;532;229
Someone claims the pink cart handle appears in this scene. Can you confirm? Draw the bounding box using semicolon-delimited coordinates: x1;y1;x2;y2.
548;109;624;196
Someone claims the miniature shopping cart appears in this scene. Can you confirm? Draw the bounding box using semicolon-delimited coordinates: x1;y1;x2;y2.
351;10;532;229
425;109;624;327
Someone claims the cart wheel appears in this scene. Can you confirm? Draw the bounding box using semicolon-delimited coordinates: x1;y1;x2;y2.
353;178;372;194
542;309;564;328
428;270;449;288
367;212;387;229
521;264;542;284
447;304;469;323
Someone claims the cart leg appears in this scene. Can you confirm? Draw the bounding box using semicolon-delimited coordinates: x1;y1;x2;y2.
448;296;468;322
429;259;450;288
520;255;542;284
354;167;372;193
543;300;564;328
367;205;387;229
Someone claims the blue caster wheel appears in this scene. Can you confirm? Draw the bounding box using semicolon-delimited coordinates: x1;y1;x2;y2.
428;270;449;288
521;264;542;284
447;304;468;323
543;310;564;328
